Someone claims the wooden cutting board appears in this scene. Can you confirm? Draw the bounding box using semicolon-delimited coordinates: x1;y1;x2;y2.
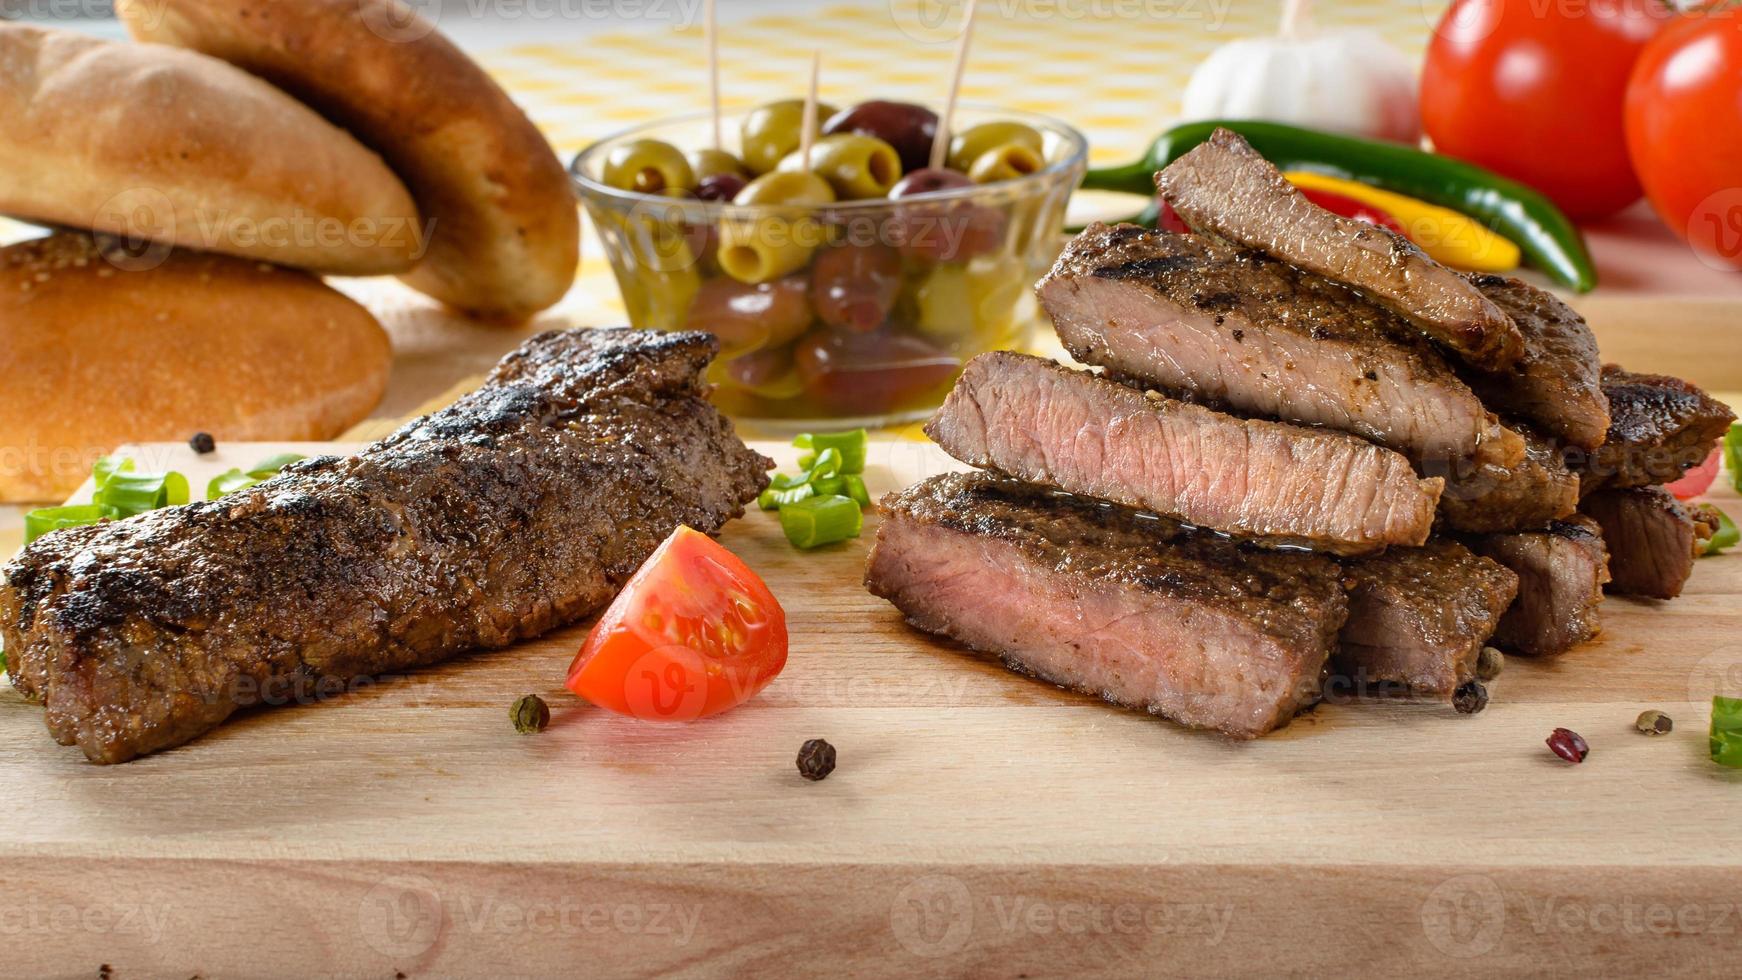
2;438;1739;977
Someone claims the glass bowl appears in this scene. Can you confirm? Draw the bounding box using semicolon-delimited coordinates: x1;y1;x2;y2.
572;105;1086;427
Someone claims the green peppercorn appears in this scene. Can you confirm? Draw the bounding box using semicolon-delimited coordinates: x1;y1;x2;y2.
1635;709;1672;736
1475;646;1504;681
511;694;550;734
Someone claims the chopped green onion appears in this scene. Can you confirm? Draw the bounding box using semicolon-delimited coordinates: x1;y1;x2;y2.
1727;423;1742;494
758;482;817;511
94;470;189;518
1712;696;1742;768
796;452;816;470
794;429;868;474
778;494;862;549
24;504;108;544
1704;508;1738;556
842;474;871;507
207;469;261;501
246;453;305;480
810;475;846;497
92;455;135;489
770;447;841;489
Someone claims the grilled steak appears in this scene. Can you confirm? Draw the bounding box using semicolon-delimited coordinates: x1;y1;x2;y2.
925;351;1443;555
1431;427;1580;533
1466;517;1610;657
0;328;771;763
1464;275;1609;450
1582;365;1735;494
1040;223;1523;467
864;473;1348;738
1581;486;1714;599
1154;129;1523;369
1334;540;1518;699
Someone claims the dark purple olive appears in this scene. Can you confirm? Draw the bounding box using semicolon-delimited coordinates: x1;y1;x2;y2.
810;242;902;333
695;172;749;203
889;167;973;199
823;100;939;174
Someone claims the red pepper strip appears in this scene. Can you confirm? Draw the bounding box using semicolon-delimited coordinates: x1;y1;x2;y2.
1153;190;1404;237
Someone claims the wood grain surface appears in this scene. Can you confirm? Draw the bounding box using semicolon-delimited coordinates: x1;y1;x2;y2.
1;439;1739;977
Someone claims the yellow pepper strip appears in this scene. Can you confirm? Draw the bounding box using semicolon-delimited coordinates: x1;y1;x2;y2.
1284;171;1521;274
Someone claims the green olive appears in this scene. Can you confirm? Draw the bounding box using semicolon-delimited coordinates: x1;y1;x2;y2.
688;148;748;181
778;134;903;200
946;120;1044;173
739;99;839;175
602;138;696;196
731;170;836;207
966;141;1045;184
605;210;700;328
912;259;1026;342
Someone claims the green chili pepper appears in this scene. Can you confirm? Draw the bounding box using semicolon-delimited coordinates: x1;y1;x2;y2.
1082;120;1597;292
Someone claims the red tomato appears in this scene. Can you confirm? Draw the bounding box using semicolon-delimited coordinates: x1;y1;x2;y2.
1626;9;1742;269
1666;446;1722;501
1421;0;1669;219
566;527;787;722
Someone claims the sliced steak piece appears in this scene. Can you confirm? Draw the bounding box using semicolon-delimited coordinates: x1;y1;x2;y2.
1431;427;1580;533
1463;275;1609;451
1582;365;1735;494
864;472;1348;738
925;351;1443;555
1581;485;1709;599
1334;540;1518;699
1040;223;1523;467
1466;517;1610;657
0;328;772;764
1154;128;1523;369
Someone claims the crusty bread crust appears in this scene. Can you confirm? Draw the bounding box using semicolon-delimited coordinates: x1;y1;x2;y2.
0;23;420;275
122;0;581;320
0;233;392;503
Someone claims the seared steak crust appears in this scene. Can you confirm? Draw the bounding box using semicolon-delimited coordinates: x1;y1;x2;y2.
1583;366;1735;494
0;328;772;763
865;473;1348;737
1467;517;1610;658
1154;129;1523;369
1581;486;1706;600
1040;223;1523;466
1335;539;1518;699
1431;426;1580;534
926;351;1443;555
1464;275;1609;451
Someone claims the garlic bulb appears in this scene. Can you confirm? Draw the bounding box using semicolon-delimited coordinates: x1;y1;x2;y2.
1179;10;1420;143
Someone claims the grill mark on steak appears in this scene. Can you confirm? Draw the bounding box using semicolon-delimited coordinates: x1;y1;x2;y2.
1429;426;1580;534
1462;275;1609;451
925;351;1443;556
1334;539;1518;700
1580;485;1708;600
1581;365;1735;494
1038;223;1524;467
863;473;1348;738
1465;517;1610;657
0;328;772;764
1154;129;1523;370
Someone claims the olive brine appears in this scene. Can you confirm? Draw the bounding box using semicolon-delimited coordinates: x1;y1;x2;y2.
579;99;1076;421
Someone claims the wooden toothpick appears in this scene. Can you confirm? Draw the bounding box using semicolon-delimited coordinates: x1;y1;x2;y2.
930;0;980;172
705;0;722;149
1279;0;1309;38
800;50;820;170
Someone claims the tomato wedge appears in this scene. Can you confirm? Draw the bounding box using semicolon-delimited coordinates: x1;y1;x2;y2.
1666;447;1721;502
566;526;787;722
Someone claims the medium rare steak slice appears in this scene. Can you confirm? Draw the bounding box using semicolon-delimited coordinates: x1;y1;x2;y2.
1334;539;1518;699
926;351;1443;555
864;473;1348;738
0;328;772;763
1040;223;1523;467
1582;366;1735;494
1463;275;1609;451
1154;129;1523;370
1466;517;1610;657
1432;427;1580;533
1581;486;1713;599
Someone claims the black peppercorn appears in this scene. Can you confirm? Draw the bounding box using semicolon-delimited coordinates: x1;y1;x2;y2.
189;432;216;454
1546;727;1589;764
1452;680;1488;715
796;738;836;781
